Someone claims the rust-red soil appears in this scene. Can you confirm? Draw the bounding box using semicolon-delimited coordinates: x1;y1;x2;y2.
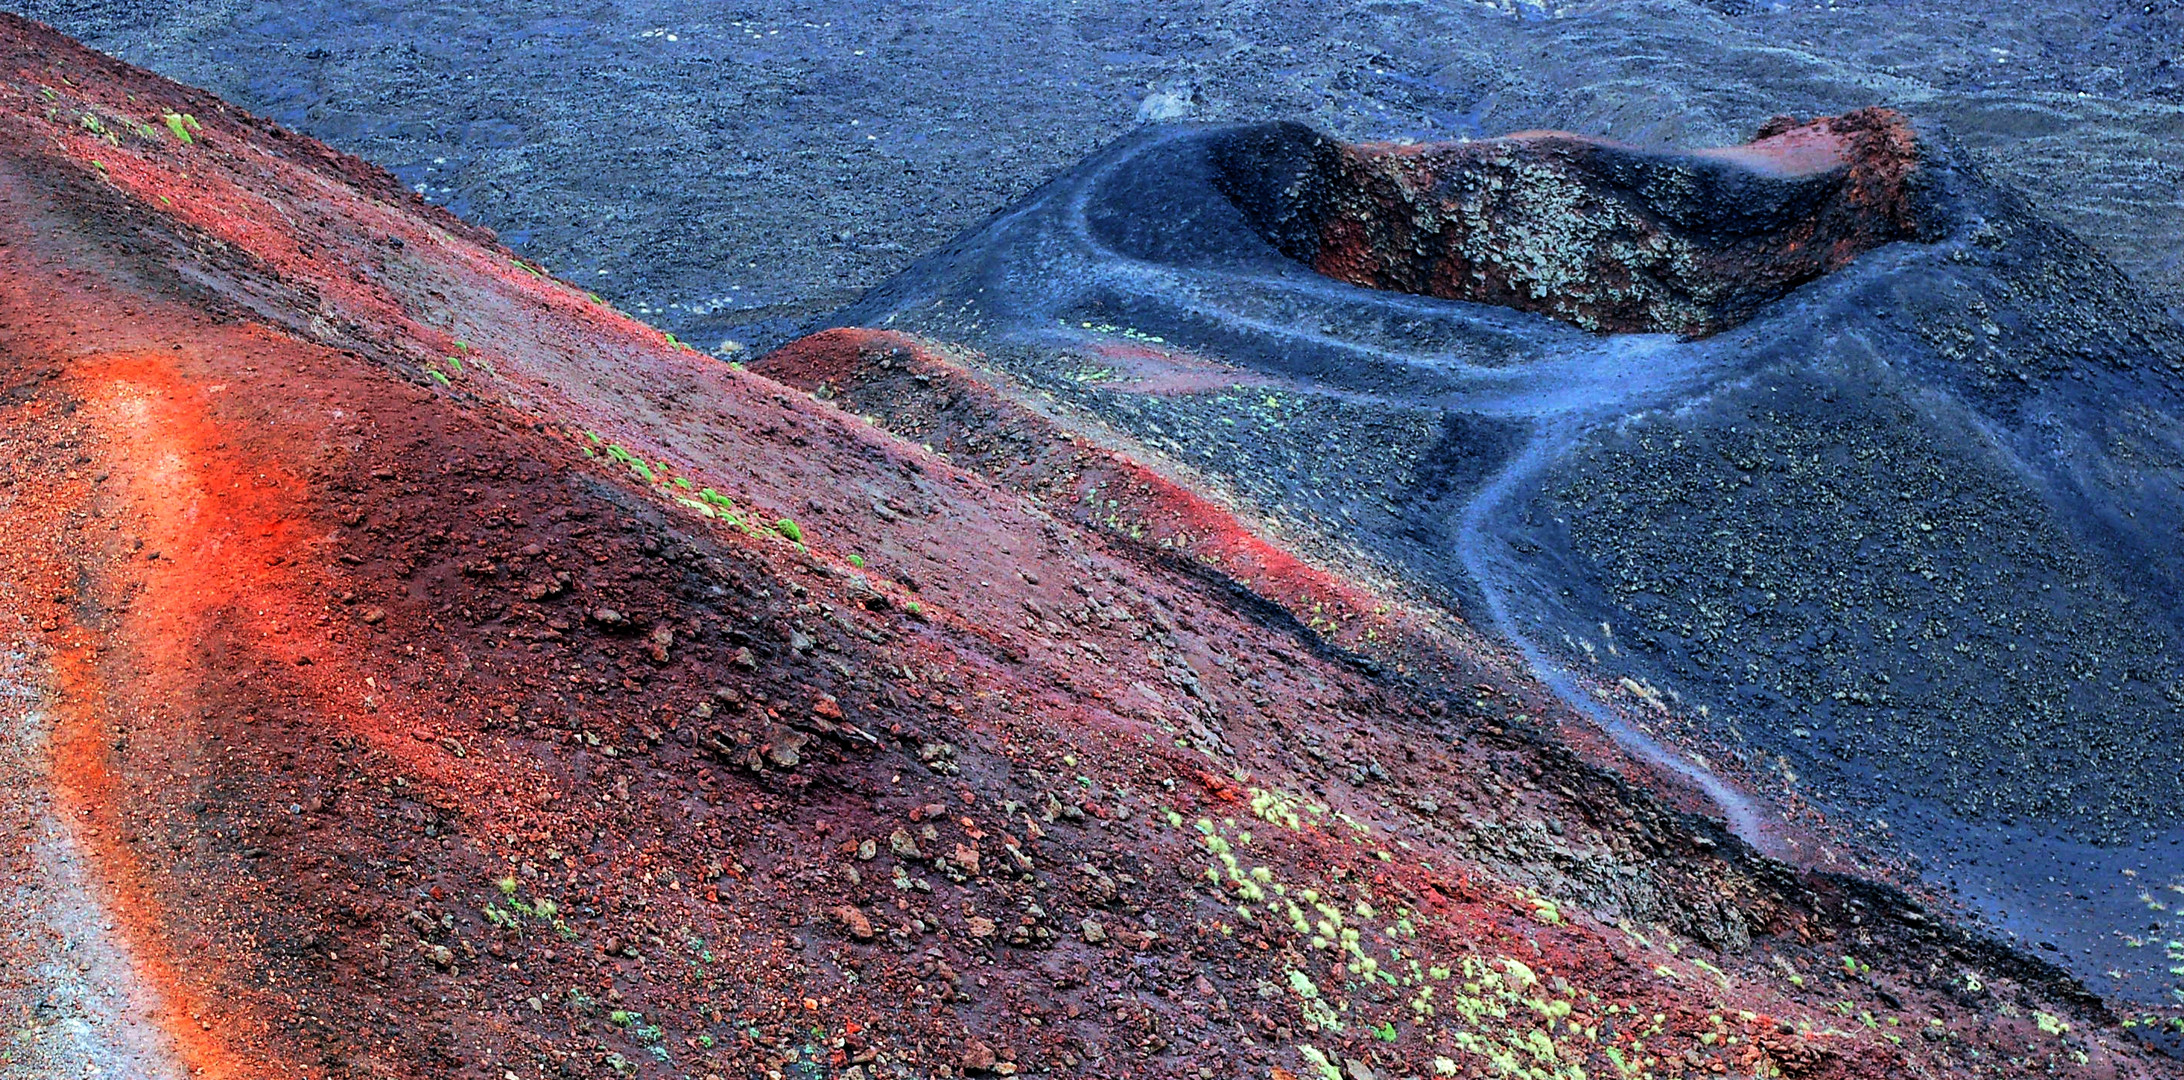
1;13;2177;1080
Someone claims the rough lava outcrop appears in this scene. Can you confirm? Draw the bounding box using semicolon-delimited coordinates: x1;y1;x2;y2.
1;12;2181;1080
1214;108;1927;337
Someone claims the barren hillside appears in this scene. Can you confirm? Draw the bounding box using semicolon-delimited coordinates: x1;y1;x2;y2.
0;13;2177;1080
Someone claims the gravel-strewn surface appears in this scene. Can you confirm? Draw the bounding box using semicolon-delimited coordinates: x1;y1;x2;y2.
9;0;2183;351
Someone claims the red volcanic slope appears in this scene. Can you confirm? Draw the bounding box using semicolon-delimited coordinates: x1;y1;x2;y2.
0;14;2172;1080
755;327;1508;690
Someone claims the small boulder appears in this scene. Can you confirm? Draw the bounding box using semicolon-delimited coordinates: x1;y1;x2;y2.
959;1038;997;1073
831;905;875;940
888;828;923;860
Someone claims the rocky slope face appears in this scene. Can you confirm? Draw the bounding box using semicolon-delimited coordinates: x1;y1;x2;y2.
0;13;2178;1080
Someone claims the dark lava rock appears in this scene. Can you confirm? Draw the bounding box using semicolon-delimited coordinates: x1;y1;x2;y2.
818;113;2184;999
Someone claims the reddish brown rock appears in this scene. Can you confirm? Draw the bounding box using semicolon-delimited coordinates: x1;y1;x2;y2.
831;904;875;940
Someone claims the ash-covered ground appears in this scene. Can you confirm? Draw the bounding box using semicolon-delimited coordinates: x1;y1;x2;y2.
12;0;2184;351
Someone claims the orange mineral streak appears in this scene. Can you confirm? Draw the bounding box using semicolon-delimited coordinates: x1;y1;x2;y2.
0;391;223;1077
43;643;248;1079
19;353;303;1078
0;305;508;1075
71;346;469;793
24;345;474;1080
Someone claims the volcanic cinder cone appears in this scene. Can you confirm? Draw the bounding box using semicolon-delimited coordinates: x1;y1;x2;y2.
0;13;2178;1080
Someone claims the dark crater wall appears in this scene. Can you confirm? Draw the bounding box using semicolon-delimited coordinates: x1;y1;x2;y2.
1204;110;1927;336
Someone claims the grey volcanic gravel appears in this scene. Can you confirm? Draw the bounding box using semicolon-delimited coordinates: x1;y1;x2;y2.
1545;378;2184;833
10;0;2184;352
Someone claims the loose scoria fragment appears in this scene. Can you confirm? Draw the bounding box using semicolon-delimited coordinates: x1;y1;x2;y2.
831;904;874;940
